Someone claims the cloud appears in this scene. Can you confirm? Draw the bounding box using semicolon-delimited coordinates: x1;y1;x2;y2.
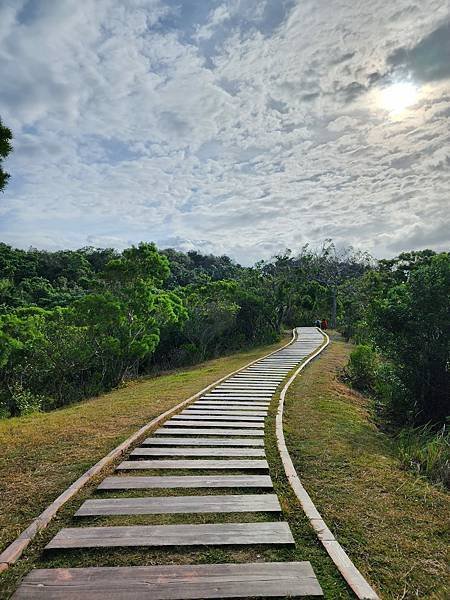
0;0;449;265
387;21;450;83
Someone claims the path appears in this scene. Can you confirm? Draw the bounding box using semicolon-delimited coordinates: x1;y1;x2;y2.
13;327;326;598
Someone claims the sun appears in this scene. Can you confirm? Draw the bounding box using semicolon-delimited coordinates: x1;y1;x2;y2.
379;82;419;115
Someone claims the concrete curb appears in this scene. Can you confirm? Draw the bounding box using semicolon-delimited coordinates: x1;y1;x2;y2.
275;328;380;600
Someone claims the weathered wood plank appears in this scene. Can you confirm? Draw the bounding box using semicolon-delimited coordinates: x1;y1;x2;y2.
212;390;275;394
182;410;267;416
200;395;273;401
188;403;269;409
154;428;264;436
198;399;271;404
172;410;264;427
142;437;265;446
117;459;269;470
164;417;264;429
172;414;265;422
75;494;280;516
97;475;273;490
163;420;265;429
13;562;323;599
45;522;295;550
130;447;266;457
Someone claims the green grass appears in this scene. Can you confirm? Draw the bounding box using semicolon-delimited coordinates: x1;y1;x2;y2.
282;333;450;599
0;336;293;595
2;333;448;599
395;424;449;488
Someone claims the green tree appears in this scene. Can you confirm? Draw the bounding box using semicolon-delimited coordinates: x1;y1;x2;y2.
181;280;239;359
0;118;13;192
369;253;449;425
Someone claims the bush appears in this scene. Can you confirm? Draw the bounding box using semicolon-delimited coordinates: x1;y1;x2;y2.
395;424;449;488
342;344;378;393
8;383;47;416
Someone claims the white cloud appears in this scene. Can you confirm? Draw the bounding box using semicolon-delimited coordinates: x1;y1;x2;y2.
0;0;449;265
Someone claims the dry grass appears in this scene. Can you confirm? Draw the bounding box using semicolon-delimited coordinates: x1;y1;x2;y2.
283;333;450;600
3;333;447;599
0;336;289;556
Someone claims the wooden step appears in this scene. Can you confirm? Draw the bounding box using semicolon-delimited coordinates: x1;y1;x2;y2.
182;410;267;417
206;391;273;396
98;475;273;490
142;437;265;446
173;414;265;422
45;522;295;550
195;401;270;406
75;494;280;516
193;402;269;408
199;396;272;402
154;428;264;436
130;447;266;457
117;459;269;470
13;562;323;598
163;420;265;429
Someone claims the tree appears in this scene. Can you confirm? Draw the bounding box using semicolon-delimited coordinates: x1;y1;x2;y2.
0;118;13;192
368;253;450;425
306;240;373;327
181;280;239;359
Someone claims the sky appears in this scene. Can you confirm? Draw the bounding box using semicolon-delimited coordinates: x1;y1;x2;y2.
0;0;449;265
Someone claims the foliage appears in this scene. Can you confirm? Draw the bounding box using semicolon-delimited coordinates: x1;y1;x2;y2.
341;344;378;393
395;424;449;488
0;239;448;437
0;117;13;192
368;252;449;425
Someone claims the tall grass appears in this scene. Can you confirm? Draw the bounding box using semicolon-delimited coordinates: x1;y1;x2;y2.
395;424;449;488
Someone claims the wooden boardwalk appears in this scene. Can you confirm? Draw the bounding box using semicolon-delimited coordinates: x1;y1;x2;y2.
13;327;326;599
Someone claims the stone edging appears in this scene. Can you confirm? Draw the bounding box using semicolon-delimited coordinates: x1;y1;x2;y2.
275;328;380;600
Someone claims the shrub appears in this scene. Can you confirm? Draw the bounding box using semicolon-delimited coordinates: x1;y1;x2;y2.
342;344;378;393
395;424;450;488
8;383;47;416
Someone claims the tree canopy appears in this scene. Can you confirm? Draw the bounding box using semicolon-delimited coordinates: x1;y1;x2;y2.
0;118;13;193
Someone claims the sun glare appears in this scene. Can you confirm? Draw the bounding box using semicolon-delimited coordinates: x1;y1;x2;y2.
379;82;419;115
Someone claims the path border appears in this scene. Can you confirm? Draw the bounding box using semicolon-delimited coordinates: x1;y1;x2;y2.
0;332;297;574
275;328;380;600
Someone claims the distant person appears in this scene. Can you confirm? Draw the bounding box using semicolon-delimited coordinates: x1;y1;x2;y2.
321;318;328;330
315;319;321;328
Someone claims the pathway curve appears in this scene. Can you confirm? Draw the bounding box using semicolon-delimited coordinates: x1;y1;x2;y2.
13;328;326;599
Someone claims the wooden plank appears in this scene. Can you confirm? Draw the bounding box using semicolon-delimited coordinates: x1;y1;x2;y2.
193;401;269;408
154;428;264;436
142;437;265;446
130;447;266;457
204;391;273;395
182;410;267;417
75;494;280;516
45;522;295;550
227;377;282;381
218;383;278;388
173;414;265;422
163;420;265;429
117;459;269;470
98;475;273;490
13;562;323;598
201;395;273;401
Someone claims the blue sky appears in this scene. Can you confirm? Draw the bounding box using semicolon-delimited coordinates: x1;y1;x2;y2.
0;0;449;264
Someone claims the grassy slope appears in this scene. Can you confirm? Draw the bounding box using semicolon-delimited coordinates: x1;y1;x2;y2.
2;333;448;599
283;333;449;600
0;336;290;555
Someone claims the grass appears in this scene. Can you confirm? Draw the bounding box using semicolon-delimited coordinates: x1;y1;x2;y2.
283;332;450;599
395;424;449;488
0;337;291;582
2;332;448;598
